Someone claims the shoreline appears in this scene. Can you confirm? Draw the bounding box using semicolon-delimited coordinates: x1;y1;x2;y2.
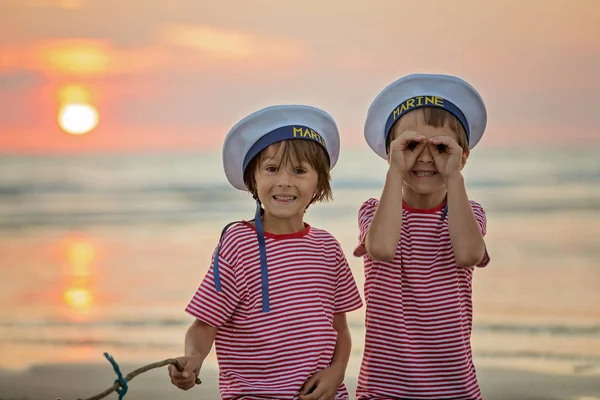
1;362;599;400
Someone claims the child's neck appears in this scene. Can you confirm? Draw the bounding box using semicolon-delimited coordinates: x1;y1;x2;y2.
402;185;447;210
260;211;306;235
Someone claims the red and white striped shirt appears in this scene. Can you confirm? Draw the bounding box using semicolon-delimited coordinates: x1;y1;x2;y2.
186;221;363;399
354;198;490;400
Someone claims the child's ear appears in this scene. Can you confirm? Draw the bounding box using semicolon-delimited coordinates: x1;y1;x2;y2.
461;147;470;169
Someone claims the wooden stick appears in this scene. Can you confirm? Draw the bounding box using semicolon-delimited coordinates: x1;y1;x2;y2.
56;358;201;400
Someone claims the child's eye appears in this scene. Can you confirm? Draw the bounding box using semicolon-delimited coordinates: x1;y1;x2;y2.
436;144;447;153
294;168;306;174
265;166;278;172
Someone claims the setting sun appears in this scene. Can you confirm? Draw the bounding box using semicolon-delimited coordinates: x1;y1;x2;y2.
58;104;99;135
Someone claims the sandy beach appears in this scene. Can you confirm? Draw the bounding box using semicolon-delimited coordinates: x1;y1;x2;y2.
0;362;599;400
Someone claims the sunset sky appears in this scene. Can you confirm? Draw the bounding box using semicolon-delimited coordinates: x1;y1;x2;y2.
0;0;598;153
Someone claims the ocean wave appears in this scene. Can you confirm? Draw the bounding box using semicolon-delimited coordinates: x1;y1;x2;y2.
2;319;599;336
0;175;599;198
0;200;599;230
0;182;234;197
3;337;179;350
0;208;242;228
474;350;600;363
0;318;188;329
473;323;600;336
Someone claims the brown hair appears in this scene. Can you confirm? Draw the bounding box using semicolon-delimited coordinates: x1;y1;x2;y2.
243;140;332;206
385;107;468;153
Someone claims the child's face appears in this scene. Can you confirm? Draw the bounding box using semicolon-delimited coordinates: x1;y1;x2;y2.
391;109;469;196
254;143;319;220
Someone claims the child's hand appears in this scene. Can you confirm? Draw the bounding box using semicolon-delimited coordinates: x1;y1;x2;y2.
428;135;464;180
388;131;427;176
298;364;344;400
168;355;203;391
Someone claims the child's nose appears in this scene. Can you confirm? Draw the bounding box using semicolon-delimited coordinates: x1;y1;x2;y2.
417;144;434;163
276;170;292;186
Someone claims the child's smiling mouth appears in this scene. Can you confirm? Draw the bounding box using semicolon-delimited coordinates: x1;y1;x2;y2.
272;195;297;203
412;171;438;177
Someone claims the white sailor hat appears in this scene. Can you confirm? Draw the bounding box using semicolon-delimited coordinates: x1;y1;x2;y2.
222;104;340;191
364;73;487;159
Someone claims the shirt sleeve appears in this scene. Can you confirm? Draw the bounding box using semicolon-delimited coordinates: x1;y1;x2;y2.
352;198;379;258
185;243;242;327
334;241;363;314
470;200;491;268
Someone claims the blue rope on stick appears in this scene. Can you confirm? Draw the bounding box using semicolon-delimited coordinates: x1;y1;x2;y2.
103;352;129;400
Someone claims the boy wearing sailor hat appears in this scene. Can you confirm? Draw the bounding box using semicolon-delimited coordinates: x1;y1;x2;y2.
353;74;491;399
168;105;363;399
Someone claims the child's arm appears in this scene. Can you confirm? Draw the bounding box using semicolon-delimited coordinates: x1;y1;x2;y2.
168;319;217;390
429;136;486;268
171;241;241;390
366;131;427;261
446;175;486;267
299;313;351;400
330;312;352;376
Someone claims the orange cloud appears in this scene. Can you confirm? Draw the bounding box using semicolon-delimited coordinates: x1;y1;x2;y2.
28;0;84;10
0;39;169;78
2;26;308;82
40;40;111;75
160;23;307;65
35;39;169;77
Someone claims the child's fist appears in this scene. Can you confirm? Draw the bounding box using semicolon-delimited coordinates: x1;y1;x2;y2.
388;131;427;175
168;356;203;391
428;135;465;180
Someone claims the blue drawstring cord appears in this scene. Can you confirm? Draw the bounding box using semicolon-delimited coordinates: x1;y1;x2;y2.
440;203;448;222
104;352;128;400
213;200;270;312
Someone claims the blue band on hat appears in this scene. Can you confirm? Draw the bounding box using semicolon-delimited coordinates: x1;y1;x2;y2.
384;96;470;144
242;125;328;172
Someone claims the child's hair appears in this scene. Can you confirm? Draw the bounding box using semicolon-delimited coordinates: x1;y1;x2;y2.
386;108;469;153
243;140;333;205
